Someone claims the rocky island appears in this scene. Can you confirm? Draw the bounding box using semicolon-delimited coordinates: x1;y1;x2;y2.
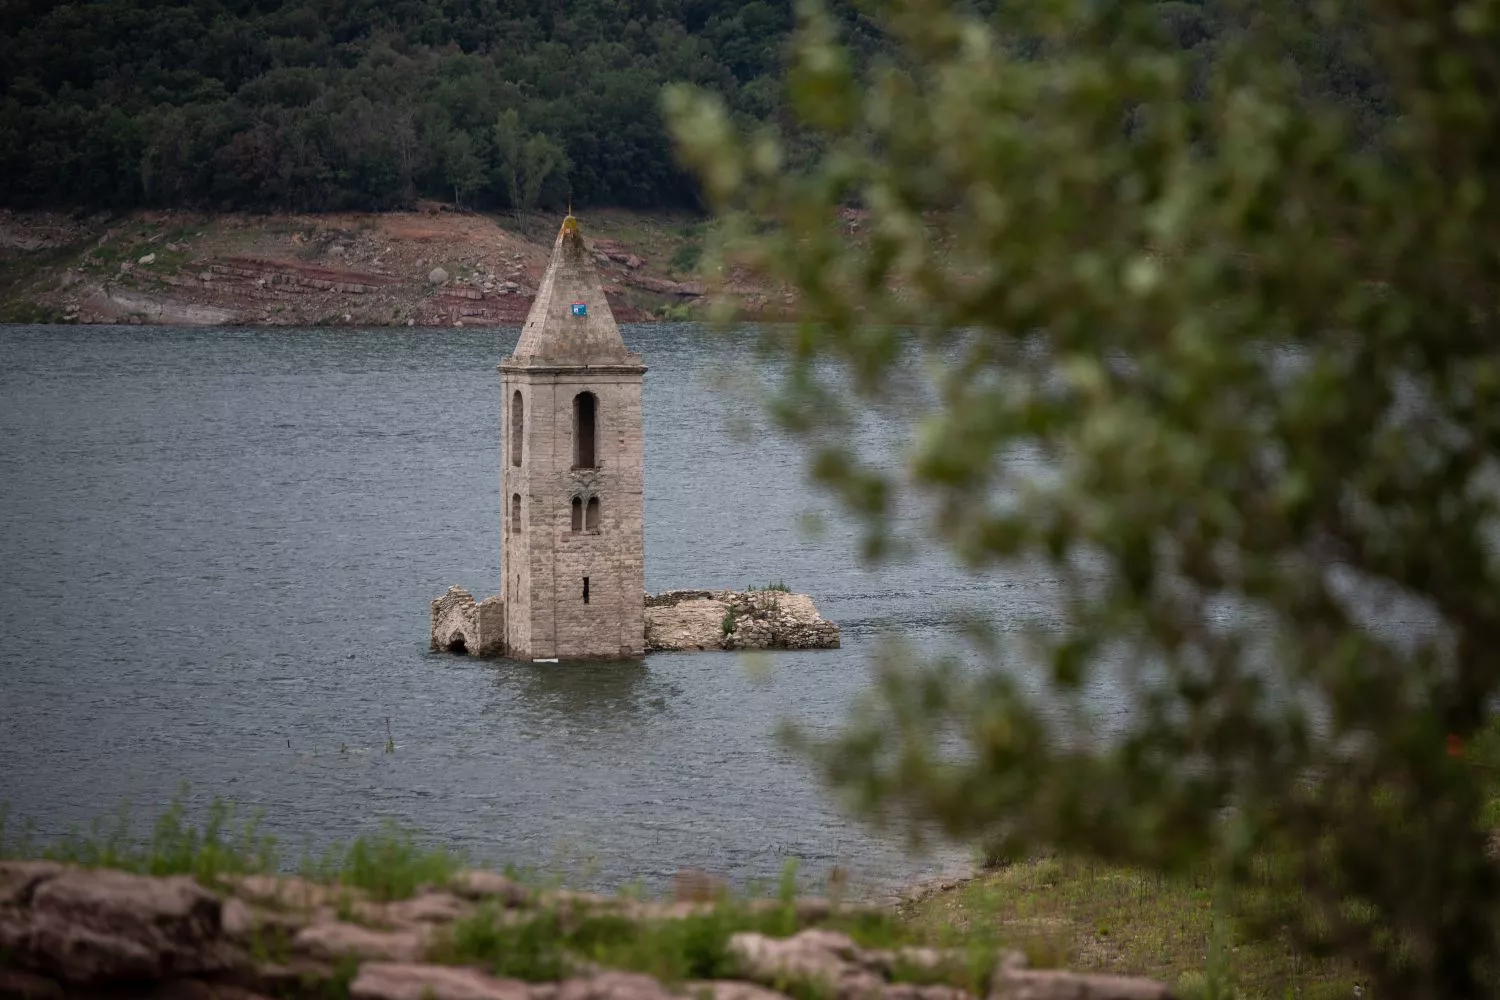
644;589;840;653
430;587;840;659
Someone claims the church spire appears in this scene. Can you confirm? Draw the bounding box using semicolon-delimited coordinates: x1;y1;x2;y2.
510;215;634;366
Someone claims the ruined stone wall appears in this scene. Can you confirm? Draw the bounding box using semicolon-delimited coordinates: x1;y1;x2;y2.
644;590;840;652
433;586;836;659
429;586;505;656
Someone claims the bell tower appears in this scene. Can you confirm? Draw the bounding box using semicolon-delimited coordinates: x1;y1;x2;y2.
500;215;647;660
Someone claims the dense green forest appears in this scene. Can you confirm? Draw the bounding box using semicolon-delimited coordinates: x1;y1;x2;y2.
0;0;1385;213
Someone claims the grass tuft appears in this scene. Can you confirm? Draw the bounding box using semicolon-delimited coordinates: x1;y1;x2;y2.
334;823;463;901
2;793;459;901
1;793;277;882
434;899;919;989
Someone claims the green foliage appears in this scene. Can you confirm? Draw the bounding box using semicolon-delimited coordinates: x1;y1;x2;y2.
0;0;1388;214
0;300;66;324
435;890;967;996
658;301;697;322
1;793;458;902
300;822;464;902
722;607;738;636
748;580;792;593
668;0;1500;997
904;857;1356;999
0;0;799;212
670;239;703;274
312;955;361;1000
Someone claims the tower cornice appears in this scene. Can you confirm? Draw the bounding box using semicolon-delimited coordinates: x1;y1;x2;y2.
498;361;648;376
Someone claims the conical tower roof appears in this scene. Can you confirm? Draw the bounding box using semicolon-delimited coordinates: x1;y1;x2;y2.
509;216;638;367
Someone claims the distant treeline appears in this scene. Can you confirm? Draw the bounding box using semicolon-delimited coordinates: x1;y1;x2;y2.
0;0;1386;213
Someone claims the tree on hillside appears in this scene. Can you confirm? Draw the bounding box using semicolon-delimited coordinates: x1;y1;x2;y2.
495;110;567;234
669;0;1500;995
440;129;487;210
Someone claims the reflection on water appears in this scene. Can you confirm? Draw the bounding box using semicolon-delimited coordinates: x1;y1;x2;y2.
486;659;673;734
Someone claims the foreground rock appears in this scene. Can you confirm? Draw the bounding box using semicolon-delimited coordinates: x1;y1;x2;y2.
0;863;1169;1000
429;588;840;658
0;867;243;984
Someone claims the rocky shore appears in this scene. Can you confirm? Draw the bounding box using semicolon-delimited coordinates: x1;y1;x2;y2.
0;208;803;327
0;861;1171;1000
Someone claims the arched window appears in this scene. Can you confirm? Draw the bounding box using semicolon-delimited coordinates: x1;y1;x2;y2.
585;496;600;531
571;496;583;532
573;391;597;469
510;390;524;467
511;493;521;534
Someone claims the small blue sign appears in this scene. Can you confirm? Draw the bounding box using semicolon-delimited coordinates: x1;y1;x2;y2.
571;302;588;317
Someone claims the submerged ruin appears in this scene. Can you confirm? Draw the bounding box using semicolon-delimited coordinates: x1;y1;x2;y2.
429;215;838;660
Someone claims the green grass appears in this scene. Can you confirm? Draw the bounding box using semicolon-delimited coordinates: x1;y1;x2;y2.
1;793;460;901
669;240;701;275
899;857;1357;1000
0;299;67;323
747;581;791;593
433;864;995;998
658;301;697;322
0;796;277;884
314;823;464;901
0;795;1361;997
437;905;809;985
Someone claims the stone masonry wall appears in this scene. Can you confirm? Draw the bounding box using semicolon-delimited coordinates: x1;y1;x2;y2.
429;586;504;656
501;369;646;660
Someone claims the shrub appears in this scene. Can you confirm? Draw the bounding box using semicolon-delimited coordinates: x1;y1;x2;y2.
669;0;1500;995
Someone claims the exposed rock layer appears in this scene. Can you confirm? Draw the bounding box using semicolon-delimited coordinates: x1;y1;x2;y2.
0;208;721;326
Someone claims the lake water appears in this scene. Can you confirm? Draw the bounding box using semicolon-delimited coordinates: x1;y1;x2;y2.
0;322;1070;895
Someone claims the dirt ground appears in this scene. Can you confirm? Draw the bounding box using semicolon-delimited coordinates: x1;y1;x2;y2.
0;206;758;327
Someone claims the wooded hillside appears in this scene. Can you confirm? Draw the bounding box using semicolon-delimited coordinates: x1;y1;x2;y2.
0;0;1386;213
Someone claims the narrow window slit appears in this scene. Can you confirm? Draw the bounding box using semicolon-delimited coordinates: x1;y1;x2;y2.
573;391;597;469
582;576;590;604
510;390;524;467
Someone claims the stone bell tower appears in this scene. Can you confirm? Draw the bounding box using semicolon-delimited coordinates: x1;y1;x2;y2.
500;215;647;660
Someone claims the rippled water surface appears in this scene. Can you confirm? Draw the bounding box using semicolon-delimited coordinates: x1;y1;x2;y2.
0;323;1065;893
